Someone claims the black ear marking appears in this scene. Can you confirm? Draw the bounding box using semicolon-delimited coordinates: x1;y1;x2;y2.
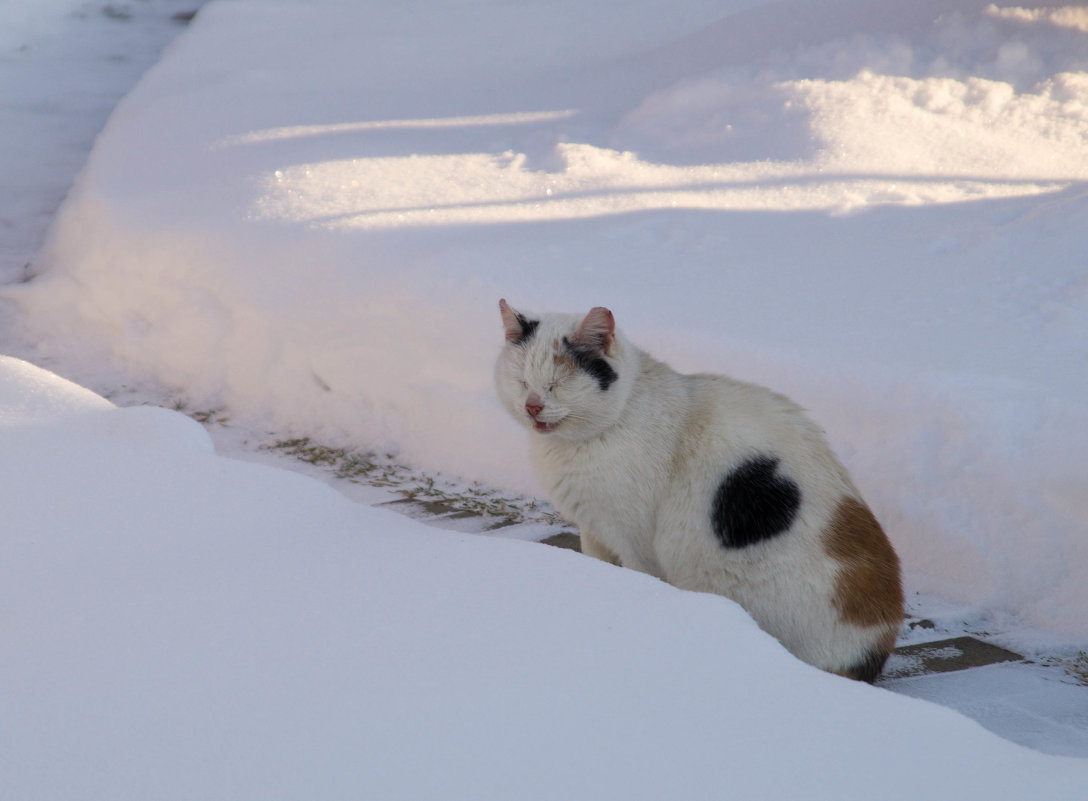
514;314;539;344
711;455;801;549
562;336;618;391
499;299;539;345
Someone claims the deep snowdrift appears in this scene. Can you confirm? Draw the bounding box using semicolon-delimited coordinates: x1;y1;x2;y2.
2;355;1087;799
7;0;1088;643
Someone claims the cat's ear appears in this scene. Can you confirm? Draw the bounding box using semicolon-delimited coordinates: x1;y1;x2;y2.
499;298;539;345
571;306;615;354
499;299;519;341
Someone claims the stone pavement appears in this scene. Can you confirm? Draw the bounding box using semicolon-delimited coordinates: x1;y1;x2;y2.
883;635;1022;678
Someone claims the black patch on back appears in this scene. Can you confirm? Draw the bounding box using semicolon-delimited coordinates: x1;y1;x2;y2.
562;336;618;391
513;314;539;345
711;455;801;549
845;647;891;684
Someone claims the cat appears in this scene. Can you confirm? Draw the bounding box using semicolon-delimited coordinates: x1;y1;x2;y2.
494;299;904;682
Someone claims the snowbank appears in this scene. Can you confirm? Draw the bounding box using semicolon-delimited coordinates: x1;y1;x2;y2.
0;0;201;283
3;355;1087;799
7;0;1088;639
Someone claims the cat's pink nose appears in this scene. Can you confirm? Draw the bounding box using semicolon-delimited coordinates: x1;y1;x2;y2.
525;395;544;418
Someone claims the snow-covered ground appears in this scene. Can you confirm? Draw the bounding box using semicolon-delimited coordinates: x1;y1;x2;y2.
5;354;1087;799
2;0;1088;791
0;0;198;285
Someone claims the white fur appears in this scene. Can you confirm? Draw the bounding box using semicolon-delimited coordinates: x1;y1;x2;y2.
495;302;902;677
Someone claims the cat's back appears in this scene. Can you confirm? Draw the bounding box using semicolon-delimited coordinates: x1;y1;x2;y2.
675;372;852;493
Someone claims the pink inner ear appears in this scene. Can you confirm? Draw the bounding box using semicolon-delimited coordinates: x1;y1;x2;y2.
572;306;615;352
499;298;522;342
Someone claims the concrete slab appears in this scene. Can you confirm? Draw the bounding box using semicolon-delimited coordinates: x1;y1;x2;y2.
376;497;513;532
540;531;582;551
883;636;1024;679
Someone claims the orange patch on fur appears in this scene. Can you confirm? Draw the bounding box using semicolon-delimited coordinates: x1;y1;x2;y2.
823;497;904;629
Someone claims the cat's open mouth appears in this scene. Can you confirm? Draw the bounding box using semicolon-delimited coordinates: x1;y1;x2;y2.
533;419;559;433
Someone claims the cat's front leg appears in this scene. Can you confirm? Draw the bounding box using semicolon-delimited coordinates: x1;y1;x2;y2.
578;527;621;566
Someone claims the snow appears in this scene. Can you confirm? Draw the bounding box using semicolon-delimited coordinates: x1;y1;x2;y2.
1;0;1087;790
3;354;1087;799
0;0;199;285
8;0;1087;643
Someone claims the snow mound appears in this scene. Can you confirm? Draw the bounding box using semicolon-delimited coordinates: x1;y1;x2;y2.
3;355;1087;799
6;0;1088;643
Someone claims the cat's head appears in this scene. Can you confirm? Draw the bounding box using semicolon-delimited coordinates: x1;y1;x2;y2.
494;299;635;442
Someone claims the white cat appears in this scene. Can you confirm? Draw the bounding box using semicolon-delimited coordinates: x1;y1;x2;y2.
494;299;903;681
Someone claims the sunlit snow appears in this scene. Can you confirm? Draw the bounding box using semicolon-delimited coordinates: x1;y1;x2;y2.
2;0;1087;795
